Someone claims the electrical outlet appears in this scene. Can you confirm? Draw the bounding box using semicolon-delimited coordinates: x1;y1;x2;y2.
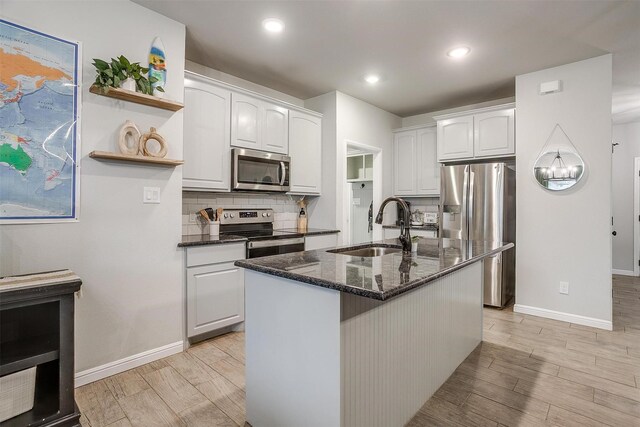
559;281;569;295
189;213;196;223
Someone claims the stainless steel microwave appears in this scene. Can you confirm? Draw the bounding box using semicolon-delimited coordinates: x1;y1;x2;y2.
232;148;291;192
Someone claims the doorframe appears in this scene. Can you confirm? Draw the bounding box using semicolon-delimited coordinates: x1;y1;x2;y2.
634;157;640;276
342;140;382;245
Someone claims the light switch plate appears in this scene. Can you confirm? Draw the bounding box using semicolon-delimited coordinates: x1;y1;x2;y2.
143;187;160;204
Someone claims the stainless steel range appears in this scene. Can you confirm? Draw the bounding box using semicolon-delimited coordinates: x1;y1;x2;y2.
220;209;304;259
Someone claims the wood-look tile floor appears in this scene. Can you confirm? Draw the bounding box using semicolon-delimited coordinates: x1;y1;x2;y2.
77;275;640;426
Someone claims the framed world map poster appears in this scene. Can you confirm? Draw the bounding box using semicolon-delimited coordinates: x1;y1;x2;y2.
0;19;81;223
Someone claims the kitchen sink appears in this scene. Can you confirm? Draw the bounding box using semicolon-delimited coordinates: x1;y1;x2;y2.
328;245;403;257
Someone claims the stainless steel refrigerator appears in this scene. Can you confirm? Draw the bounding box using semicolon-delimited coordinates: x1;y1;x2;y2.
439;163;516;307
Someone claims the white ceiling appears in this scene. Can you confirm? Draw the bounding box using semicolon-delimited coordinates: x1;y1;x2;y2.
135;0;640;121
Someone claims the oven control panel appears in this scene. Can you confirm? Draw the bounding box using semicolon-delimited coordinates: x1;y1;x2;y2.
220;209;273;225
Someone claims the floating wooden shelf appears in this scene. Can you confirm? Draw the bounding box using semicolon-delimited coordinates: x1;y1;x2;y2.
89;84;184;111
89;151;184;167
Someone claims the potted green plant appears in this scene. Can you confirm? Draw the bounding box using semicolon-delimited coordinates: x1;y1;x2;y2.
92;55;165;95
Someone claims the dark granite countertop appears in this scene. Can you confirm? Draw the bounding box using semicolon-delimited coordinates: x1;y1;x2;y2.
276;228;341;236
178;229;339;247
178;234;248;247
383;224;438;230
236;238;513;301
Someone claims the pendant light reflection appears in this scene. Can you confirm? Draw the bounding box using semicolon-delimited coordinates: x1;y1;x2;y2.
533;124;585;191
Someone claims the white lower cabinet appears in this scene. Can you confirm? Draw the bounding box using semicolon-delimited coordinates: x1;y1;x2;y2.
185;243;245;338
305;233;338;251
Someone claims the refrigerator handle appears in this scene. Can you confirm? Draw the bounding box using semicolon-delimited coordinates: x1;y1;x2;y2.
462;165;470;240
497;165;504;239
468;167;475;240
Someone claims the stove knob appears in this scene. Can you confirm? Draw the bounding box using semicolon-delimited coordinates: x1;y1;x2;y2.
230;213;235;218
223;213;228;219
262;213;267;217
266;212;271;217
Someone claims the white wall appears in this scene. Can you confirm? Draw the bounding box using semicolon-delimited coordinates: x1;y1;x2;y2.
186;59;304;107
612;121;640;273
515;55;613;329
304;92;401;242
336;93;402;243
0;1;186;372
401;96;515;128
304;92;338;230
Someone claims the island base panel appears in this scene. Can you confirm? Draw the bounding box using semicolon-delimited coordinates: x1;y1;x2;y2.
245;271;341;427
341;261;483;427
245;262;483;427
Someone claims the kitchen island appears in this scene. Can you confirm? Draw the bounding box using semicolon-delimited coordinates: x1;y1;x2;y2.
236;238;513;427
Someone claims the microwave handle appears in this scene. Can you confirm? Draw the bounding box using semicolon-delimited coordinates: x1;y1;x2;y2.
279;162;286;185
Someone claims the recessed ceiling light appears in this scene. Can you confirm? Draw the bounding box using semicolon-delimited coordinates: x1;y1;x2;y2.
447;46;471;58
364;74;380;84
263;18;285;33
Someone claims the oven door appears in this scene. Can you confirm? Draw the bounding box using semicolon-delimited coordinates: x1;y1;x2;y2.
232;148;290;192
247;237;305;259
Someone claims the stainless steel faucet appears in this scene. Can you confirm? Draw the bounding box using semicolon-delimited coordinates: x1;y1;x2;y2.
375;197;412;253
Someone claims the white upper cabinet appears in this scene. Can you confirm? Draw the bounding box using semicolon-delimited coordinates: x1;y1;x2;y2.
393;130;418;195
435;104;515;162
183;71;321;192
416;127;439;195
473;108;515;158
231;94;289;154
262;103;289;154
288;110;322;195
393;126;440;197
437;116;474;161
231;93;261;150
183;76;231;191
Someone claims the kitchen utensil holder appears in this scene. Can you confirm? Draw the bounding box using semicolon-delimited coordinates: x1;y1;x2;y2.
209;221;220;237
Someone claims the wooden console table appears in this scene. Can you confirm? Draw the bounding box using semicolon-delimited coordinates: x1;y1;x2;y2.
0;270;82;427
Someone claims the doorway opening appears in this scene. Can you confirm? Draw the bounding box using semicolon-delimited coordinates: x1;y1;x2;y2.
343;141;382;245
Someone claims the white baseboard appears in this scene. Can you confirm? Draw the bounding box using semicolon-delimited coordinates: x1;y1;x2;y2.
612;269;636;277
75;341;184;387
514;304;612;331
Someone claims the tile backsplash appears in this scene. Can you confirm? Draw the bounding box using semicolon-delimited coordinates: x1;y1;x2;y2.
405;197;440;214
182;192;303;235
